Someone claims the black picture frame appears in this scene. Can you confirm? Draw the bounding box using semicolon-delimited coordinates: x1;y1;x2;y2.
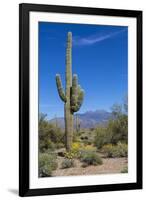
19;3;143;197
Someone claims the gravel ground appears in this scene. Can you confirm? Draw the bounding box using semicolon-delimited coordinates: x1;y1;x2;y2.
52;156;128;177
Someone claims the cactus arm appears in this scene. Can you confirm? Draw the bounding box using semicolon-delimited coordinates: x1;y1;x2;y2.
76;89;84;111
72;74;78;96
56;74;66;102
71;74;78;107
71;85;84;112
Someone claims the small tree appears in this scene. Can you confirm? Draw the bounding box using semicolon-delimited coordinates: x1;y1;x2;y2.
111;103;122;119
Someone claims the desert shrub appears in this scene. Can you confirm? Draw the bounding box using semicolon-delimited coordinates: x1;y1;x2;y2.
109;103;128;144
64;151;77;159
64;142;83;159
39;153;58;177
76;145;96;159
82;145;96;152
116;142;128;157
40;140;56;152
102;144;113;157
121;166;128;173
72;142;82;152
82;139;92;145
66;143;97;159
55;142;65;149
61;159;75;169
94;108;128;149
80;151;103;167
79;131;95;145
102;142;128;158
39;113;64;153
94;127;111;149
107;115;128;144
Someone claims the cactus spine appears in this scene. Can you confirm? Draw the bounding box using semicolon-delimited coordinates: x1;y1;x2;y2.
56;32;84;151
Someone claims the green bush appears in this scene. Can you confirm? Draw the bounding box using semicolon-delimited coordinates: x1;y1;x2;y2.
94;102;128;149
121;166;128;173
94;118;128;150
102;144;113;157
39;113;64;153
80;151;103;167
94;127;111;149
39;153;58;177
102;142;128;158
61;159;75;169
116;142;128;157
39;139;56;153
107;115;128;144
55;142;65;149
64;151;77;159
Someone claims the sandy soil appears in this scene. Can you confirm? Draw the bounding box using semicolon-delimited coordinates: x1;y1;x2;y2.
52;156;128;177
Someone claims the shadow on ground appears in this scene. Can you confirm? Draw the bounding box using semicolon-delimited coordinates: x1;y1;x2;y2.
8;189;18;196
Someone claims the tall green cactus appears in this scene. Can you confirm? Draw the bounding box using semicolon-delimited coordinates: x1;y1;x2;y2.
56;32;84;151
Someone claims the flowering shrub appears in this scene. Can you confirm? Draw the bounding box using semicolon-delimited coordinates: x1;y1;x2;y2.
64;151;76;159
102;142;128;158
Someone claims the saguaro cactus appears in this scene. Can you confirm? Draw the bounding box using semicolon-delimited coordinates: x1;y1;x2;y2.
56;32;84;151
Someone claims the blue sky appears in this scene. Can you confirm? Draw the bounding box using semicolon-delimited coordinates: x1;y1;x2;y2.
39;22;128;119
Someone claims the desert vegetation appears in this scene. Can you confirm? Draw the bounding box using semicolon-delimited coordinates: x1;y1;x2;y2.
39;100;128;177
38;32;128;177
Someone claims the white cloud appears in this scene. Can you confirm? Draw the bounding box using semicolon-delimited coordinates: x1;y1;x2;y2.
73;28;127;46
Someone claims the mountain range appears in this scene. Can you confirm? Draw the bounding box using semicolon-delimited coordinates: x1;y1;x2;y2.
49;110;112;129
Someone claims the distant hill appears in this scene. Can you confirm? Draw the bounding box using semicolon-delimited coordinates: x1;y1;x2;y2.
49;110;112;129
